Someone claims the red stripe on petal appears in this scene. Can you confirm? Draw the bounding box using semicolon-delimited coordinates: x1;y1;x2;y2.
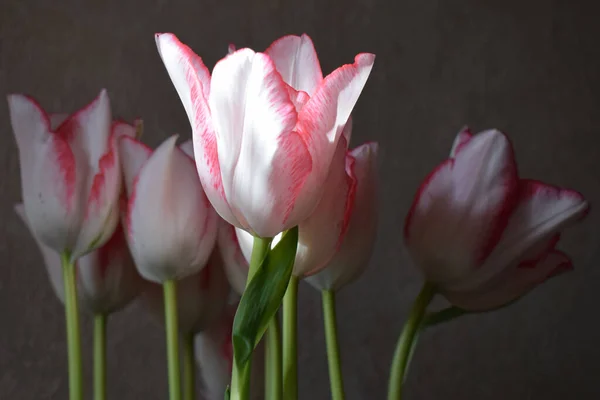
337;144;358;250
51;134;77;210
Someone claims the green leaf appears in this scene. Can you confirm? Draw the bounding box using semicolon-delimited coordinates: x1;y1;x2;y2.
224;386;230;400
232;226;299;369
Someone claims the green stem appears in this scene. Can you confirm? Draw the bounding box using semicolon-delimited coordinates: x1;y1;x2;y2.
282;275;299;400
422;306;467;328
94;313;107;400
183;331;196;400
387;283;436;400
61;252;83;400
265;315;282;400
164;280;182;400
230;236;273;400
322;290;344;400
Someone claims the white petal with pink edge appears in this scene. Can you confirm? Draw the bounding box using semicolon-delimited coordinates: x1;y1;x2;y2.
265;33;323;95
306;142;378;291
404;129;519;286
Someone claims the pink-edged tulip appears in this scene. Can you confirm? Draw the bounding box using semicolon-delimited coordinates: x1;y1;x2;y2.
143;247;230;333
15;204;143;314
235;133;369;278
155;32;375;238
8;90;134;259
306;142;379;291
195;305;264;400
404;128;590;311
119;136;218;283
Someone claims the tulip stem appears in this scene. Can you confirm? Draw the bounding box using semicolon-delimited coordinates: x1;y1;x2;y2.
183;331;196;400
283;275;299;400
322;290;345;400
61;251;83;400
387;283;435;400
164;280;182;400
265;315;282;400
230;236;273;400
93;313;107;400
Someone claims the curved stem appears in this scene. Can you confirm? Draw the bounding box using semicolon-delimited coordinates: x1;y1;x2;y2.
230;236;273;400
282;275;299;400
183;331;196;400
164;280;182;400
265;315;282;400
94;313;107;400
61;252;83;400
322;290;344;400
387;283;435;400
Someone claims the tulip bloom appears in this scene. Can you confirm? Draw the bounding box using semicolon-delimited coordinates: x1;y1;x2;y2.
155;32;375;238
8;90;132;259
119;136;218;283
404;128;589;310
15;204;143;314
306;142;379;291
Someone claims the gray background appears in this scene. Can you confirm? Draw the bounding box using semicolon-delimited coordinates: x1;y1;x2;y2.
1;0;600;399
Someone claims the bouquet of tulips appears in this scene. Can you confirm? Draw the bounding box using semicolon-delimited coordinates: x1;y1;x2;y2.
8;32;589;400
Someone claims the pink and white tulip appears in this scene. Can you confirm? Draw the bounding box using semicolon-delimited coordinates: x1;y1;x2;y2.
235;136;376;278
8;90;134;259
155;33;375;237
143;247;230;333
119;136;218;283
15;204;143;314
404;128;589;311
306;142;379;291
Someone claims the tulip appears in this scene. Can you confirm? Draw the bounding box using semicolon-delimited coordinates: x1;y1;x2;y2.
8;90;130;259
217;220;250;297
8;90;137;400
155;32;375;238
404;128;589;310
388;128;589;400
120;135;218;400
195;305;265;400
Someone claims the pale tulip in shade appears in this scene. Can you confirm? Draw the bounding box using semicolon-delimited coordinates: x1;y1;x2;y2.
404;128;590;311
15;204;143;314
194;305;265;400
217;220;250;296
155;32;375;238
143;247;230;333
119;136;218;283
306;142;379;291
8;91;134;259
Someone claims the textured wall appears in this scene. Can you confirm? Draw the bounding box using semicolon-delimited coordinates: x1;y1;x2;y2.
1;0;599;399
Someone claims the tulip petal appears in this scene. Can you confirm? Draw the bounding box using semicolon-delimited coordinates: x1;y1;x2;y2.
119;136;152;196
404;129;519;285
450;179;589;291
305;142;378;291
210;48;311;236
14;204;65;304
265;33;323;95
449;126;472;158
127;135;218;283
218;221;250;296
179;138;195;158
445;250;572;311
155;33;237;227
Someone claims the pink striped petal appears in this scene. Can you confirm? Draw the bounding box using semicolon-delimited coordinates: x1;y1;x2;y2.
306;142;379;291
265;33;323;95
155;33;238;228
445;250;572;311
127;135;218;283
404;129;519;286
210;48;311;236
450;179;589;292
